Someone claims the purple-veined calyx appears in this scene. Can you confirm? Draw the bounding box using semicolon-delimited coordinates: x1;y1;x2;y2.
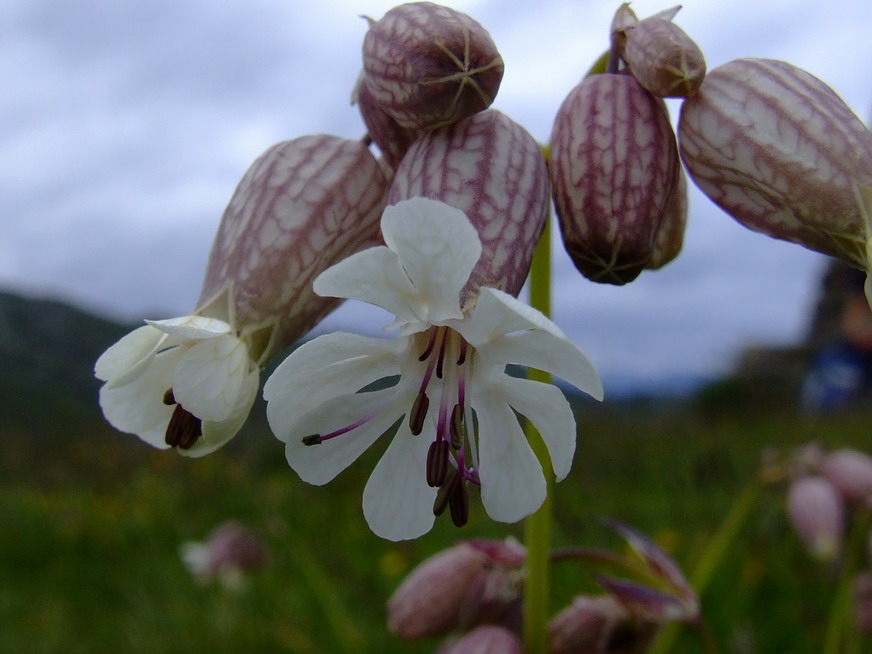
361;2;504;131
678;58;872;301
550;73;680;284
390;109;549;304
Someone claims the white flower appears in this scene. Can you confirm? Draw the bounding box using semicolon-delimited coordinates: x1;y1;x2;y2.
95;315;260;457
264;198;603;541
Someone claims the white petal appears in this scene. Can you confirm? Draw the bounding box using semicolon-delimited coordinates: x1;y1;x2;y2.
264;333;401;442
263;332;397;401
492;375;577;481
475;395;546;523
457;287;568;346
95;325;166;385
381;198;480;322
172;335;254;422
147;315;232;340
362;421;437;541
284;387;405;485
98;349;178;449
180;367;261;458
314;246;424;327
480;330;604;401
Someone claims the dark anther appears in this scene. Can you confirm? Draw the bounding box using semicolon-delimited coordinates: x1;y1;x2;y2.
449;479;469;528
302;434;323;446
165;404;202;449
433;469;458;517
418;329;438;361
409;391;429;436
457;340;467;366
426;440;450;487
162;388;176;405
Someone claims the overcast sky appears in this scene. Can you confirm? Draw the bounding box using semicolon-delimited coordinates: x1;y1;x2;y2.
3;0;871;390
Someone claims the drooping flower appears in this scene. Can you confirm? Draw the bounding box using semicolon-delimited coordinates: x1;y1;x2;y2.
264;197;602;541
678;58;872;294
550;72;680;285
96;135;389;456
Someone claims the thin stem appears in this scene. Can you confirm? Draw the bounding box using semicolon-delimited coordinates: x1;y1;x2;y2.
647;480;762;654
523;208;553;654
823;508;870;654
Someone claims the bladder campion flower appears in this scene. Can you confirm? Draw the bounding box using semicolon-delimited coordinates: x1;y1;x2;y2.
264;198;602;541
95;135;388;456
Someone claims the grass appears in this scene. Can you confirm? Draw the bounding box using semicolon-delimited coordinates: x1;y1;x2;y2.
1;400;870;653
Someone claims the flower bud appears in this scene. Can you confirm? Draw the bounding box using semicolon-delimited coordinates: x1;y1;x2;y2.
197;135;389;364
820;448;872;503
549;594;657;654
678;58;872;271
440;626;523;654
787;476;845;560
618;17;706;98
550;73;679;284
389;109;549;304
362;2;504;130
387;540;525;640
180;521;266;587
648;166;688;269
354;71;421;171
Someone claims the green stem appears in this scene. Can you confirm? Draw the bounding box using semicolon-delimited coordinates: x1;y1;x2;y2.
523;211;554;654
647;480;762;654
823;509;870;654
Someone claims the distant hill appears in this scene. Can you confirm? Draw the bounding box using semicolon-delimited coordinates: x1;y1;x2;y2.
0;289;132;435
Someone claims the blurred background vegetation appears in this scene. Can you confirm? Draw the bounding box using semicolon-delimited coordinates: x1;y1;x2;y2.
1;287;870;653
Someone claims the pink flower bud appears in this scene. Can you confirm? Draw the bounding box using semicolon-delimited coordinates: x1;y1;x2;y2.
618;17;706;98
550;73;679;284
440;625;523;654
389;109;549;303
678;58;872;269
362;2;504;130
549;594;657;654
354;72;421;171
820;448;872;503
180;521;267;584
197;135;389;364
387;540;524;640
787;476;845;560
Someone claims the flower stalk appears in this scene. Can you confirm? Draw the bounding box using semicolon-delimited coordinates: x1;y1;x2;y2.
647;479;762;654
523;210;554;654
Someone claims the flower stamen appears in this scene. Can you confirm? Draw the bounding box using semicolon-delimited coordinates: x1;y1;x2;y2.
165;403;203;449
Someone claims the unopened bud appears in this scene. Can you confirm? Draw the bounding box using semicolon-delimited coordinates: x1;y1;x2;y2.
387;540;524;640
441;625;523;654
354;72;420;171
820;448;872;503
550;73;679;284
678;58;872;273
787;476;845;560
618;16;706;98
549;594;657;654
390;109;549;303
362;2;504;130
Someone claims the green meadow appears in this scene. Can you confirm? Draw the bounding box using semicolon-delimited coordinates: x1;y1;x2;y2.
2;397;870;653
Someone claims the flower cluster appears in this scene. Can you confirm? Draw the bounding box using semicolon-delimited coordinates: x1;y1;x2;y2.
95;1;603;542
386;524;698;653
